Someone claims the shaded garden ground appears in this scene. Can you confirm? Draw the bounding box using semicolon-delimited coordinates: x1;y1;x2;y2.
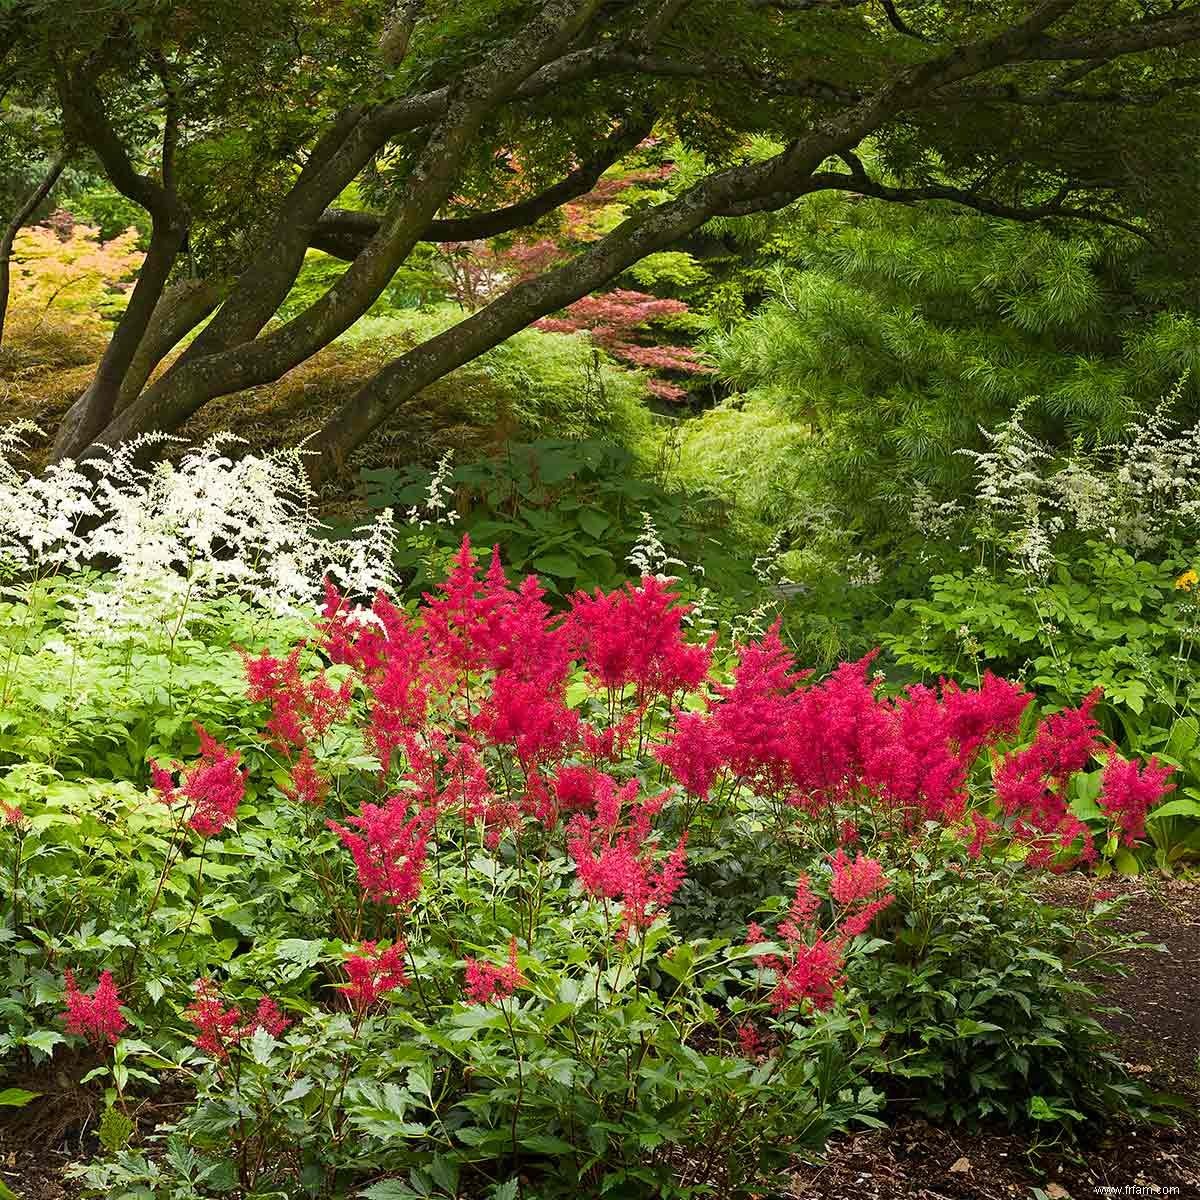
791;877;1200;1200
4;880;1197;1200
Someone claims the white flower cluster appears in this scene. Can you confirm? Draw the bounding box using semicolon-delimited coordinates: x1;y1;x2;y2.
0;427;397;636
406;450;459;529
958;378;1200;578
627;511;688;581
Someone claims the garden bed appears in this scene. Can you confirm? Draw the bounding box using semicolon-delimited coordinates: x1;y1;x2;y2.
6;880;1197;1200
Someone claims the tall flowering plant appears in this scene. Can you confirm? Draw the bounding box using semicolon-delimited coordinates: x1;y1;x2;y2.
48;535;1169;1198
240;533;1169;989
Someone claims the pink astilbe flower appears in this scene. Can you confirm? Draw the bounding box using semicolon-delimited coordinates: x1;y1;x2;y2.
752;859;892;1015
422;536;509;678
242;646;353;751
566;576;712;703
150;725;246;838
581;709;640;763
252;996;291;1038
704;624;812;798
655;710;726;799
829;850;889;905
736;1021;764;1060
1098;755;1175;847
568;796;687;937
994;691;1105;865
1;802;26;828
960;810;998;859
463;937;527;1005
343;941;410;1013
941;672;1032;762
283;748;328;806
185;978;290;1060
328;797;430;908
474;672;580;767
63;969;126;1047
769;936;846;1015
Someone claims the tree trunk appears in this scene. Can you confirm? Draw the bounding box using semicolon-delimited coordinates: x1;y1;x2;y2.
115;276;227;413
51;218;187;459
84;0;607;452
0;151;68;350
53;275;227;448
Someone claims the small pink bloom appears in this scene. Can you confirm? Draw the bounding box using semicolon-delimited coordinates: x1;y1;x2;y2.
63;969;126;1047
463;937;526;1006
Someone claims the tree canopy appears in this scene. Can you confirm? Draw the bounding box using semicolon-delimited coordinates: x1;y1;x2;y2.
5;0;1200;476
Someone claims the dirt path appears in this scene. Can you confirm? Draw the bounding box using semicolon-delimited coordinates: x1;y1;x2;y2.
790;877;1200;1200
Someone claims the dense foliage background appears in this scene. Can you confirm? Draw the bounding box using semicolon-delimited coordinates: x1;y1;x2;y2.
4;0;1200;1195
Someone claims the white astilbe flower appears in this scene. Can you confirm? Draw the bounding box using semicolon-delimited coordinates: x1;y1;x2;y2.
958;398;1053;525
907;481;964;539
406;451;458;529
846;551;883;588
0;427;399;635
325;507;398;599
627;511;688;581
955;376;1200;578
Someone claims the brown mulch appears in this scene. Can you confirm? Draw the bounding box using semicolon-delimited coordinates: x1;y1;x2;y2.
4;879;1198;1200
790;876;1200;1200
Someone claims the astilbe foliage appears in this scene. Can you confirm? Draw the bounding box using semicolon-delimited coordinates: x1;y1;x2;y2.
215;531;1175;1115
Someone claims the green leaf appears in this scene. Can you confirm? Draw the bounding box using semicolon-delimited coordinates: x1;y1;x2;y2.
1148;797;1200;820
578;509;611;539
248;1026;277;1065
0;1179;20;1200
22;1030;65;1055
361;1184;420;1200
98;1104;134;1152
520;1134;577;1156
1113;848;1140;876
0;1088;40;1107
533;553;579;578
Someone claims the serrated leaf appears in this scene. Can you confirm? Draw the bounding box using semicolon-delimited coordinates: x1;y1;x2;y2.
23;1030;65;1055
520;1134;577;1155
249;1025;277;1065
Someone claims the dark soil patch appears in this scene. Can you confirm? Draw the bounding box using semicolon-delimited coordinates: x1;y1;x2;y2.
0;1061;189;1199
790;876;1200;1200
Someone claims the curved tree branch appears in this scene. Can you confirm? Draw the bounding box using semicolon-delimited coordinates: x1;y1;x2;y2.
0;148;68;348
803;169;1157;243
311;110;656;258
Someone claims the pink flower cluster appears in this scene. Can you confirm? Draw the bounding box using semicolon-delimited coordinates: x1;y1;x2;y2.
62;969;126;1047
748;852;894;1015
150;724;246;838
567;782;688;937
233;537;1174;959
463;937;527;1006
327;799;432;908
184;978;290;1059
343;941;410;1013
